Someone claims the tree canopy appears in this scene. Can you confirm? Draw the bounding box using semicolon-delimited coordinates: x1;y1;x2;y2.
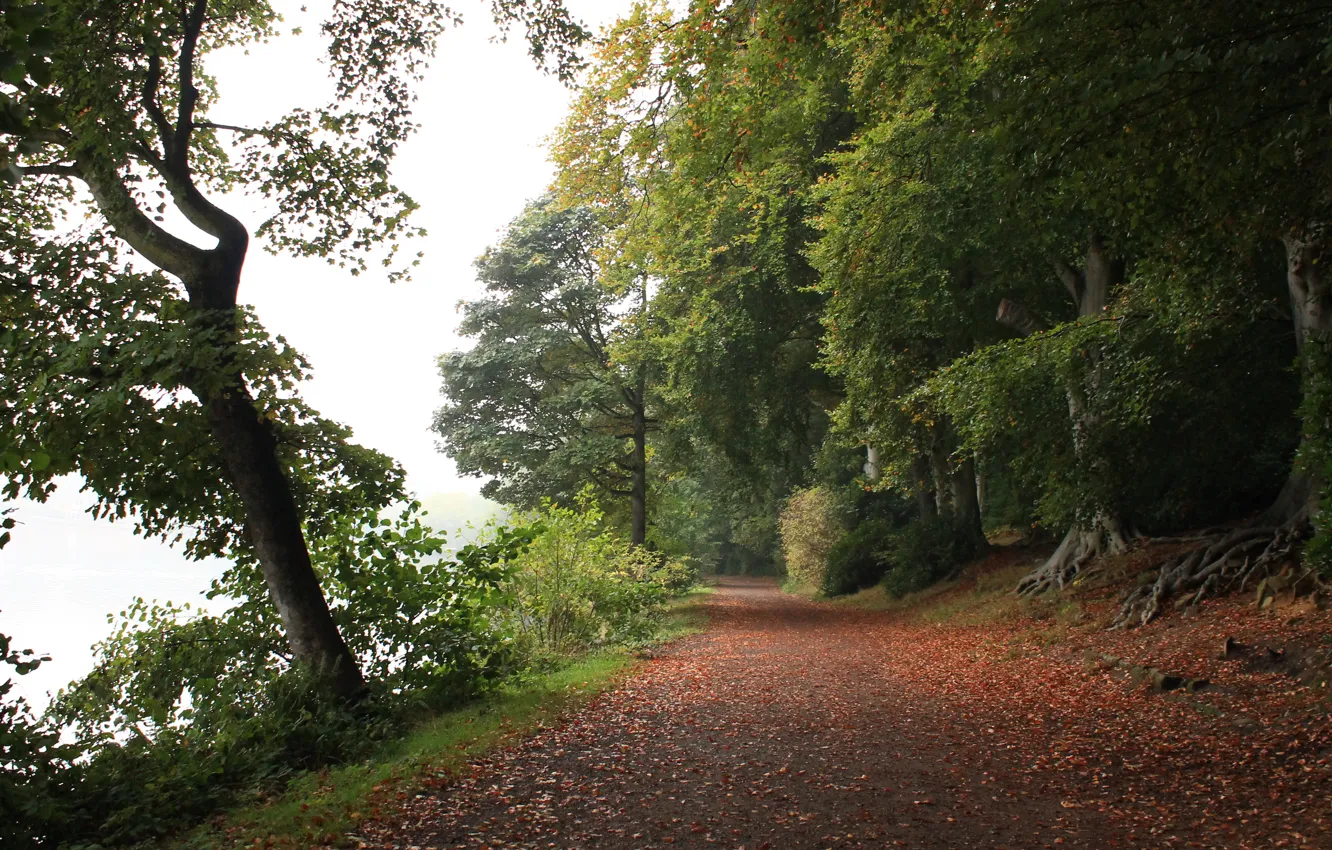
1;0;588;695
435;197;656;544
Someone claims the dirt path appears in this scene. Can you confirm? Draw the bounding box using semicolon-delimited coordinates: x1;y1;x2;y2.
359;578;1330;849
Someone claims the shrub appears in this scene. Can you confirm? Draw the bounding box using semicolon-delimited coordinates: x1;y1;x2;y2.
39;502;528;846
778;487;843;588
0;632;73;849
926;300;1298;536
880;517;986;598
504;493;687;658
821;518;895;596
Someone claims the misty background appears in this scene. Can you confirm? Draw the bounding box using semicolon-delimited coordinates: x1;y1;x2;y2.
0;0;620;709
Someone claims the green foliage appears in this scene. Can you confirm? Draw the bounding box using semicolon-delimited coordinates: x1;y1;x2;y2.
0;471;73;847
778;486;844;589
434;196;653;517
926;297;1298;533
170;651;634;850
504;493;689;657
0;630;72;849
879;517;985;600
821;517;893;597
551;0;841;488
32;507;530;846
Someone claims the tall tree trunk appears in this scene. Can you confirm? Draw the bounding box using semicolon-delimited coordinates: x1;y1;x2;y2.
204;379;365;698
630;402;647;547
1110;230;1329;627
191;278;365;699
1263;230;1331;525
75;141;364;697
911;455;937;521
929;433;952;516
950;454;985;542
1011;231;1134;596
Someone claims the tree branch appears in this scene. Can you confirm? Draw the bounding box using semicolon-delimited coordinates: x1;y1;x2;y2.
19;163;80;179
127;0;249;260
1049;256;1085;306
74;155;207;281
172;0;208;171
141;52;173;160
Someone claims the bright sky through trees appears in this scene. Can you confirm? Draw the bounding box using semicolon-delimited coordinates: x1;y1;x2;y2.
0;0;624;707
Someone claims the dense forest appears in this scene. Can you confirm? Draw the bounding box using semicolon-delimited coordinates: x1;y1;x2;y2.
454;0;1330;610
2;0;1331;846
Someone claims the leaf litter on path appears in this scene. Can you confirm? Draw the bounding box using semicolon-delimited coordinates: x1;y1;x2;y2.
355;577;1331;849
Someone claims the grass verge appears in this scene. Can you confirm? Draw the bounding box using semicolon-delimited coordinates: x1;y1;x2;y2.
170;589;713;850
654;585;714;642
823;551;1056;626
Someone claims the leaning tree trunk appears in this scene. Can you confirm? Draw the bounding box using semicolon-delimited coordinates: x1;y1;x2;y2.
203;372;365;698
75;116;365;699
1003;231;1135;596
1109;228;1329;627
190;278;365;698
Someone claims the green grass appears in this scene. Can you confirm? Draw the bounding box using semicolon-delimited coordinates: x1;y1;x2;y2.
654;585;714;642
169;590;714;850
780;577;821;598
169;653;634;850
823;561;1041;626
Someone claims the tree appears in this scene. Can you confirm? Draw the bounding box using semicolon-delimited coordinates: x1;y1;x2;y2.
435;198;657;545
0;0;587;697
547;0;852;553
970;0;1332;615
808;0;1016;544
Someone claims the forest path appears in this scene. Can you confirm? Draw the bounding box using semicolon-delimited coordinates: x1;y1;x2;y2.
359;577;1328;850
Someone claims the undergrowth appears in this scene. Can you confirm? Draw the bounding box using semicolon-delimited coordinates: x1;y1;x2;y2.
165;587;712;850
828;555;1045;625
167;653;635;850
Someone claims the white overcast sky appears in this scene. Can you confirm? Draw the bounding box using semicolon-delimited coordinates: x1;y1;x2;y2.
219;0;626;495
1;0;628;707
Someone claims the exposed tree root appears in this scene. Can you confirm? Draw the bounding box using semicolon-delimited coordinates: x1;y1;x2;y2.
1110;520;1310;630
1017;514;1136;597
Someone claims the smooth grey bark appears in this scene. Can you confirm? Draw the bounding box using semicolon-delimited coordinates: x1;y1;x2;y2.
1111;229;1331;626
1262;230;1332;525
1008;231;1133;595
864;445;882;483
929;436;952;516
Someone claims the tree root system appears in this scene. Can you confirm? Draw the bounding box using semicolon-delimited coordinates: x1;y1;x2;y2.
1111;521;1313;629
1017;515;1136;597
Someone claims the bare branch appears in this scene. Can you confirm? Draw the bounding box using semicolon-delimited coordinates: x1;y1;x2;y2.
1049;256;1085;306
